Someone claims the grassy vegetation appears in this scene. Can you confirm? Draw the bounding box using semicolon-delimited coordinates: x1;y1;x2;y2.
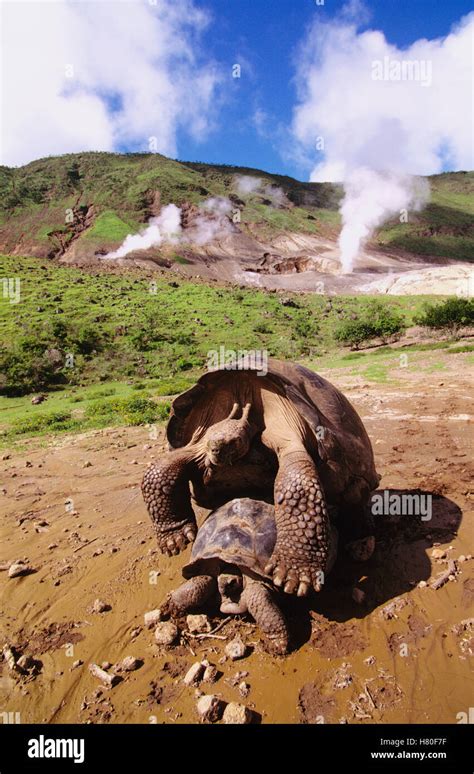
376;172;474;261
414;297;474;330
1;254;471;444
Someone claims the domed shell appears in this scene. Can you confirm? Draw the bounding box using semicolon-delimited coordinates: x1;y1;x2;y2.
182;498;276;580
167;359;379;506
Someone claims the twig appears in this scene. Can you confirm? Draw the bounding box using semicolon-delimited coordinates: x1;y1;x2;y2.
190;633;227;641
73;537;99;554
431;559;457;590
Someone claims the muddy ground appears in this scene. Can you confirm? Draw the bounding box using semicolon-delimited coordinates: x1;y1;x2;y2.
0;352;472;724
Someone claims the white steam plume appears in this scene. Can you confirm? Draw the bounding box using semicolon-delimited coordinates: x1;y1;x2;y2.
235;176;289;207
339;171;429;272
103;198;234;259
293;5;474;272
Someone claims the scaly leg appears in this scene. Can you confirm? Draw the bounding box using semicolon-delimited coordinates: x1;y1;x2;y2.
141;450;197;556
167;576;217;615
242;578;289;655
265;448;330;597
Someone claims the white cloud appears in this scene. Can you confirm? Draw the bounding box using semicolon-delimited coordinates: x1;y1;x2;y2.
291;6;474;269
1;0;221;166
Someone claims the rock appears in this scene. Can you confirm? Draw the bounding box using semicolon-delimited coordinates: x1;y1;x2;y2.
202;663;219;683
432;548;447;560
222;702;253;724
225;637;248;661
183;662;205;686
154;622;178;646
196;694;225;723
144;609;162;627
364;656;376;666
458;555;466;563
92;599;111;614
116;656;142;672
130;627;141;639
418;580;428;588
101;662;112;670
186;614;211;634
88;663;120;688
83;461;92;468
48;543;58;550
71;660;83;670
8;562;32;578
238;681;250;697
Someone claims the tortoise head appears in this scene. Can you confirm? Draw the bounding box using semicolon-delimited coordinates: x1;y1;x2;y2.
217;572;247;614
204;403;254;467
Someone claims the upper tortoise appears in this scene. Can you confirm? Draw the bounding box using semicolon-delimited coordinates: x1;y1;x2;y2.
142;359;379;597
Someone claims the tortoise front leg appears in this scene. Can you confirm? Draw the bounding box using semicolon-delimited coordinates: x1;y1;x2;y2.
141;450;197;556
242;578;289;655
166;576;217;616
265;449;330;597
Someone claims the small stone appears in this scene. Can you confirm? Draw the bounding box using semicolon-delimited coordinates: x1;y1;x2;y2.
196;694;225;723
222;702;253;724
92;599;111;614
101;662;112;670
432;548;447;560
225;637;248;661
183;662;205;686
25;460;33;468
238;681;250;697
89;663;120;688
186;614;211;634
48;543;58;550
83;460;92;468
144;609;162;627
202;663;219;683
418;580;428;588
130;627;141;639
364;656;376;666
8;562;32;578
71;660;83;670
154;622;178;646
92;549;104;557
458;555;466;563
352;588;365;604
116;656;142;672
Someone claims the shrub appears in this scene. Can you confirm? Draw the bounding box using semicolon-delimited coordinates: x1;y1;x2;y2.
414;298;474;330
334;302;404;349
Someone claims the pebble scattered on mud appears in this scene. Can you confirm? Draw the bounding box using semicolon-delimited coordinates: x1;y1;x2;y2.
223;702;253;724
225;637;248;661
154;622;178;646
186;614;211;634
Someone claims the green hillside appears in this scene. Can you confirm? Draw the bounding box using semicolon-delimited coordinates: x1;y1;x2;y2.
0;152;472;262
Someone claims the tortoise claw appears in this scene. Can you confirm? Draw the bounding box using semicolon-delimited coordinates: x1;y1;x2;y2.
158;523;196;556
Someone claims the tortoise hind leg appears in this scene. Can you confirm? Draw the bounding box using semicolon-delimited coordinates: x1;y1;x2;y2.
265;448;330;597
242;578;289;655
142;450;197;556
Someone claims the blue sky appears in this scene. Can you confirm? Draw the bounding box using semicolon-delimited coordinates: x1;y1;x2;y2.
2;0;472;177
175;0;474;177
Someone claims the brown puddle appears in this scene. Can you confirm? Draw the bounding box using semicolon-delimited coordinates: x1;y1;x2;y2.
1;356;473;724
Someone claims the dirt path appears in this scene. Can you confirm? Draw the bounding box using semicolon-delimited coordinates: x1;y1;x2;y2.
1;356;472;724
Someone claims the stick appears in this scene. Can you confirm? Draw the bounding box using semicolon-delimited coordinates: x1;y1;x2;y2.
73;537;99;554
431;560;457;590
